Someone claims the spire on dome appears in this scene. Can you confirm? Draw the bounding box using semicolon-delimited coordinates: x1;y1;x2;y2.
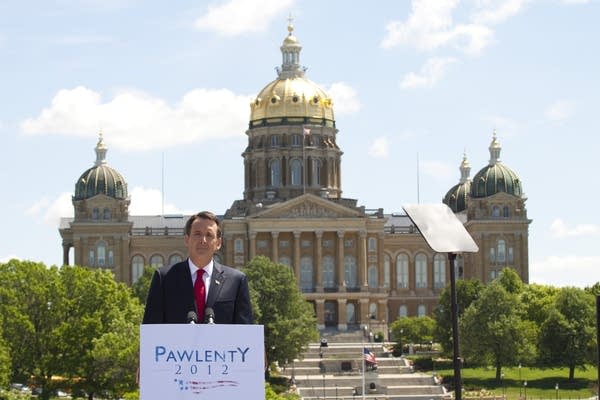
488;129;501;165
94;130;108;167
277;15;305;79
459;150;471;184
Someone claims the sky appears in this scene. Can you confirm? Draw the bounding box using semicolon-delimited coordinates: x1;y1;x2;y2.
1;0;598;288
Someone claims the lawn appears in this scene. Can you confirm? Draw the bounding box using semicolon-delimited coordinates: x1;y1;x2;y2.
435;365;598;399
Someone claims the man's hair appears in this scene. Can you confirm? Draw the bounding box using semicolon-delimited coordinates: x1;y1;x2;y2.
184;211;222;238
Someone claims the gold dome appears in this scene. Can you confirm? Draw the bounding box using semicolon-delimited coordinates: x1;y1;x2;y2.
249;21;335;127
250;77;335;126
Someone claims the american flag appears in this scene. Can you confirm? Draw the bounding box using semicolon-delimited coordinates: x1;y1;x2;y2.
303;126;311;136
363;347;377;365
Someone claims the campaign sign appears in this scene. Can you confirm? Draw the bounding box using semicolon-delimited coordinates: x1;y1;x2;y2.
140;324;265;400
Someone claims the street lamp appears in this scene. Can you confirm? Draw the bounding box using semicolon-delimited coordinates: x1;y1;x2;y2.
523;380;527;400
555;383;559;400
335;384;338;400
322;373;326;400
501;373;505;398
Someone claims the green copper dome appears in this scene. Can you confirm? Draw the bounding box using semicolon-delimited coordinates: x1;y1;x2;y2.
74;135;128;200
471;132;522;198
443;152;471;213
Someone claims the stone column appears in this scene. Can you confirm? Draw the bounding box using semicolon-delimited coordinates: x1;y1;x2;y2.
337;230;345;292
62;243;70;266
249;232;257;260
359;230;368;290
315;299;325;330
293;231;301;286
315;230;323;292
378;232;385;290
271;231;279;263
337;299;348;331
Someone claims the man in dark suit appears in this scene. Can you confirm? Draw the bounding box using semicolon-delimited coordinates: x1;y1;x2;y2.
142;211;253;324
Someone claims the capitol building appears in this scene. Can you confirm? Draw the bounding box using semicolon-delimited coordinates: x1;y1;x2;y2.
59;22;531;331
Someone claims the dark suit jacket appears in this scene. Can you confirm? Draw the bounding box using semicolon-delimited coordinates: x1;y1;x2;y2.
142;259;253;324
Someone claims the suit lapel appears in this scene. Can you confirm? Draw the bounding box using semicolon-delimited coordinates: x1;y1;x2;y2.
206;261;226;308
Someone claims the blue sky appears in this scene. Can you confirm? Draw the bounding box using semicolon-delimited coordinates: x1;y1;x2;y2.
1;0;598;287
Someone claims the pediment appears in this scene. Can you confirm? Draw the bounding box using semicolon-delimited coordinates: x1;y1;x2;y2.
251;194;361;219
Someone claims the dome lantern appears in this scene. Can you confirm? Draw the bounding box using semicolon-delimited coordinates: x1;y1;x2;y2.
277;16;305;79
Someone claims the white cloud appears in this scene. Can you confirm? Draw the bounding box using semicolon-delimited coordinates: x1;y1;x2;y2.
544;99;575;122
26;193;73;226
21;86;252;151
129;187;190;215
421;159;453;179
368;137;390;159
325;82;361;114
530;255;600;287
550;218;599;238
400;57;457;89
471;0;530;24
381;0;494;55
195;0;295;36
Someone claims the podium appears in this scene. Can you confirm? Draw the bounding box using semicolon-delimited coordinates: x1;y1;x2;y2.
140;324;265;400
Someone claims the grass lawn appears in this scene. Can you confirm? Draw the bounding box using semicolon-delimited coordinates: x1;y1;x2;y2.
435;365;598;399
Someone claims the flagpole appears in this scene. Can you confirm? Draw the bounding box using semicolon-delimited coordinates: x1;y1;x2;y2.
362;331;366;400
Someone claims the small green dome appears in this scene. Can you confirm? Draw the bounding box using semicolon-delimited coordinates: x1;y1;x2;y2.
471;132;522;198
74;135;128;201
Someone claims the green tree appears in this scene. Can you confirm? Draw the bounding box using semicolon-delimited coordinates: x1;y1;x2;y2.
0;313;11;389
433;279;484;354
56;265;142;399
244;256;318;367
390;316;435;350
461;279;537;380
130;265;155;305
538;286;596;381
0;260;67;398
496;267;524;294
520;283;559;325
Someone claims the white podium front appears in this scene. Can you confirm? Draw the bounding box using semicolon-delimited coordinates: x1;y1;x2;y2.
140;324;265;400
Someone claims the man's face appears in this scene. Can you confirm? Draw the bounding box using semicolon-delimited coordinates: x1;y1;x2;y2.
184;218;222;262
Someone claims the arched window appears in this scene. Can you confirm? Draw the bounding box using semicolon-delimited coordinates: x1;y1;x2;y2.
279;256;292;269
322;256;335;289
415;253;428;288
97;241;106;267
433;254;446;288
497;240;506;263
88;249;94;266
92;208;99;220
492;205;501;218
417;304;426;317
503;206;510;218
489;247;496;262
312;159;321;186
396;254;409;288
398;305;408;318
168;254;183;265
269;159;281;186
368;265;378;289
270;135;279;147
344;255;358;289
150;254;164;269
103;208;111;220
383;255;390;288
131;255;144;283
368;237;377;252
508;247;514;263
300;256;313;292
346;303;356;323
234;238;244;253
369;303;377;319
290;159;302;185
108;250;114;267
291;134;301;147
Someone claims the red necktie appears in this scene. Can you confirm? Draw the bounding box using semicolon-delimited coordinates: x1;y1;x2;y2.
194;269;206;322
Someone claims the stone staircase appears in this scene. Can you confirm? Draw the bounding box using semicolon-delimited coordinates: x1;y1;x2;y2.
280;330;450;400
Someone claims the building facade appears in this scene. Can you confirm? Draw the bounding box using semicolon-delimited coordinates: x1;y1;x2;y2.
59;23;531;331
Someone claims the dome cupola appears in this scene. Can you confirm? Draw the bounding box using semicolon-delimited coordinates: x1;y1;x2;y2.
471;131;522;198
249;19;335;128
443;151;472;212
74;133;128;200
